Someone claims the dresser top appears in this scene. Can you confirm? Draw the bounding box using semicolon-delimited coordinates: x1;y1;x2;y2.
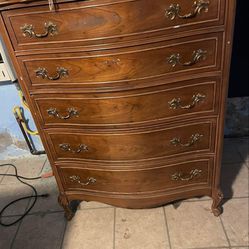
0;0;44;6
0;0;75;10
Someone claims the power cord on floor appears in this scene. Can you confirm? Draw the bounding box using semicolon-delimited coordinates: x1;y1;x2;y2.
0;163;49;227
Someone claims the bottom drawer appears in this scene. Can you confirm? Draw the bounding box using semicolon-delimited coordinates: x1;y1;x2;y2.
59;158;213;194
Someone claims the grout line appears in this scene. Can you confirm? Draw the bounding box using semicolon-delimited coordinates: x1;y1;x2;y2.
59;218;68;249
186;247;231;249
183;196;249;203
219;216;231;248
163;207;172;249
245;161;249;169
39;157;48;175
25;210;65;216
113;208;116;249
244;161;249;169
224;196;249;200
234;140;249;164
30;209;64;215
1;214;28;218
230;246;249;248
10;216;23;249
0;164;10;184
23;187;34;217
229;196;249;200
1;210;64;218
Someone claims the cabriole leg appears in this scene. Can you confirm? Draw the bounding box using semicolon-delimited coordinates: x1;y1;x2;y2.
58;194;74;220
211;189;224;217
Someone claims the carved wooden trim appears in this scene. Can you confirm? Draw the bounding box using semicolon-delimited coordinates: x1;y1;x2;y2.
211;189;223;216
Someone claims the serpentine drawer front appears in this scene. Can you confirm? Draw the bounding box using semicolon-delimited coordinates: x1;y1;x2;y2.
2;0;225;51
33;78;218;127
0;0;236;219
46;120;215;162
59;158;212;193
18;33;222;89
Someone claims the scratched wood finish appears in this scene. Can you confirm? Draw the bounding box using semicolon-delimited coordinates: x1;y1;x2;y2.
19;33;222;89
33;78;218;127
59;158;212;193
2;0;224;51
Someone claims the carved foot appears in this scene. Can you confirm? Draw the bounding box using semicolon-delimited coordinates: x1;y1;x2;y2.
211;189;224;217
58;194;74;221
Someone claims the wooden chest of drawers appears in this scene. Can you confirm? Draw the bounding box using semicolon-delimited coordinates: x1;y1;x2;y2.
0;0;236;219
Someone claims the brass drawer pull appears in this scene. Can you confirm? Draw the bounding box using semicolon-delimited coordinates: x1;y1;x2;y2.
35;67;68;80
47;108;79;120
168;93;206;109
166;0;209;20
167;49;207;67
59;143;88;153
170;133;203;147
69;175;96;186
171;169;202;181
20;21;58;38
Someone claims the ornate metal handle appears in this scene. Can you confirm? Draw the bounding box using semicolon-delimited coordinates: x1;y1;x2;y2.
168;93;206;109
167;49;207;67
35;67;68;80
166;0;209;20
59;143;88;153
47;108;79;120
20;21;58;38
69;175;96;186
171;169;202;181
170;133;203;147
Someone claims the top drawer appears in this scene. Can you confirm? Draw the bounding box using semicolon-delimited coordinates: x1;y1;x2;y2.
2;0;225;51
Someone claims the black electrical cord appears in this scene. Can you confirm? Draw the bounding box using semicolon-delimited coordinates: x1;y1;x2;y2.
0;163;49;227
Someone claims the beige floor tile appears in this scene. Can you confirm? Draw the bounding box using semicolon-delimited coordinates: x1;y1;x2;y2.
0;223;19;249
221;198;249;246
78;200;113;209
165;200;229;249
63;208;114;249
0;184;32;216
28;177;63;213
222;139;243;164
115;207;170;249
221;163;249;198
12;212;66;249
1;156;46;185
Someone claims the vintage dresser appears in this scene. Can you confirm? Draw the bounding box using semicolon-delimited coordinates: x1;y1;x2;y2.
0;0;236;219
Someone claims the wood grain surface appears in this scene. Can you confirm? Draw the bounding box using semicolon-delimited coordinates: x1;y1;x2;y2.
0;0;236;217
33;78;218;127
2;0;224;51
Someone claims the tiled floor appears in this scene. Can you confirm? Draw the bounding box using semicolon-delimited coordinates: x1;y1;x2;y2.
0;137;248;249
